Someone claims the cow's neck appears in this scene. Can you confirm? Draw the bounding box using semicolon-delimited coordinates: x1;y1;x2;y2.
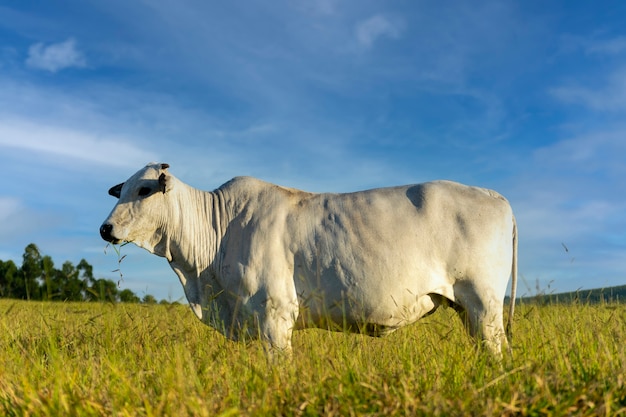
162;183;230;313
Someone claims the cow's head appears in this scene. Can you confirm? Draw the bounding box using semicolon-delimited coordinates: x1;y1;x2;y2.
100;162;175;255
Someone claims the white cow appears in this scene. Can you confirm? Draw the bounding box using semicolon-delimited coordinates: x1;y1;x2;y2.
100;163;517;357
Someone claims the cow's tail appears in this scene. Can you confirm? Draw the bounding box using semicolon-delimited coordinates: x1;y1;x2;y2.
505;214;518;343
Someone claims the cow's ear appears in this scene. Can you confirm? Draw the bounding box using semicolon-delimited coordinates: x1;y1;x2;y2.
158;173;169;194
158;164;172;193
108;183;124;198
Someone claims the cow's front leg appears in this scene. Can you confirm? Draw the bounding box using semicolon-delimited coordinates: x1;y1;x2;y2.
259;302;296;361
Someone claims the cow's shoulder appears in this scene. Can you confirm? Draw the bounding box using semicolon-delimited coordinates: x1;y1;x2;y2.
217;176;314;214
219;176;267;190
219;177;311;197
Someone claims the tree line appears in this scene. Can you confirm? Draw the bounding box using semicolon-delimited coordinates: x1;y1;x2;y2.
0;243;160;303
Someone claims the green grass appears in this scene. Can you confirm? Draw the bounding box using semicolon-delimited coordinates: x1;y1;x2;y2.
0;300;624;416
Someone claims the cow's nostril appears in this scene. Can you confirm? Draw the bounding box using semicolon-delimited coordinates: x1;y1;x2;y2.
100;223;114;241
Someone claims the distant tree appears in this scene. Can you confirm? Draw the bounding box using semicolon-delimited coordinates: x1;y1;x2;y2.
119;289;140;303
0;260;18;298
142;294;157;305
41;255;55;300
0;243;148;304
87;278;119;302
77;259;95;286
21;243;43;300
57;261;84;301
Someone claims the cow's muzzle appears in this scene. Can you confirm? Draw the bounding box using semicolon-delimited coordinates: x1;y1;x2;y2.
100;223;120;243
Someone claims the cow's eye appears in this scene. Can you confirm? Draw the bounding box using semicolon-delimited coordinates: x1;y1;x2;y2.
138;187;151;197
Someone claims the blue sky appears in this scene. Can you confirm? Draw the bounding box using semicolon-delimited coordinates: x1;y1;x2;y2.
1;1;625;301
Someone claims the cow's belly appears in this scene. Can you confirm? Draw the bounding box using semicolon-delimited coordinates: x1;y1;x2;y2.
293;283;441;335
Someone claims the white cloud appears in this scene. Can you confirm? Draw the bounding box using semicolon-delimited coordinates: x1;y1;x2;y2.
585;36;626;55
0;197;50;242
533;129;626;175
559;34;626;57
295;0;337;16
355;15;403;48
550;67;626;112
0;119;157;168
504;121;626;292
0;197;21;223
26;38;86;72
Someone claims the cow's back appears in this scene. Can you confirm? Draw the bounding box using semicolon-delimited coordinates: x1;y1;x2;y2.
282;180;514;331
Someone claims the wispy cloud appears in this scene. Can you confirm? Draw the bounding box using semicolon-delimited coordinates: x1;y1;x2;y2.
560;33;626;56
551;34;626;111
26;38;86;72
355;15;403;48
0;196;50;242
550;67;626;112
0;197;21;223
533;129;626;175
295;0;338;16
0;119;156;168
585;36;626;55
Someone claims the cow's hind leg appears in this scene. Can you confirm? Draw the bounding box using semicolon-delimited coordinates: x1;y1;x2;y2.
453;283;506;358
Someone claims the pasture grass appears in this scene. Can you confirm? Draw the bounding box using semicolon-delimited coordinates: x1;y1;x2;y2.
0;299;624;416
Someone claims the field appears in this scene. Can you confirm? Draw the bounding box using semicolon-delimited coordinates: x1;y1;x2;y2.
0;300;624;416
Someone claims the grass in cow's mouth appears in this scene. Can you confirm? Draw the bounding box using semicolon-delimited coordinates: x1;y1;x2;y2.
104;242;130;287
